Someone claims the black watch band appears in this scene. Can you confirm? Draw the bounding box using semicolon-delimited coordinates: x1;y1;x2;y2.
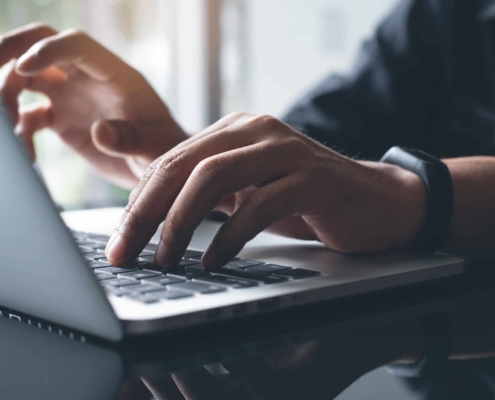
385;312;451;378
380;147;454;251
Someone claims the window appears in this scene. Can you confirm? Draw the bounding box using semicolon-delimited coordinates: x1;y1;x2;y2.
0;0;400;209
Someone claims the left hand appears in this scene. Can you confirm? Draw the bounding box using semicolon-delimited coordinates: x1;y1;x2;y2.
105;112;426;268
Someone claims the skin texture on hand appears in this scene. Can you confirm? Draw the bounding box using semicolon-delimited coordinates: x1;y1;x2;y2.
0;23;188;188
105;112;427;268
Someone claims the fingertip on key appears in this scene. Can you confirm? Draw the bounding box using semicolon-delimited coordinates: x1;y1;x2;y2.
201;247;219;269
105;234;126;266
155;240;172;268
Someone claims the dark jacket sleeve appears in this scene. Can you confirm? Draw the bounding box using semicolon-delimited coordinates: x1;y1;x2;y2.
283;0;449;160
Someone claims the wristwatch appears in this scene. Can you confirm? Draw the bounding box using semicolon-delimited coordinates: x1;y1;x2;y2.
380;146;454;251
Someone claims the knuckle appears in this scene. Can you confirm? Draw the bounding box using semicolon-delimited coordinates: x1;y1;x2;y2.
164;212;184;234
64;28;87;39
247;190;271;213
119;208;153;235
28;22;54;33
220;220;240;240
194;157;223;179
252;114;279;130
285;136;311;158
153;151;187;180
226;111;250;122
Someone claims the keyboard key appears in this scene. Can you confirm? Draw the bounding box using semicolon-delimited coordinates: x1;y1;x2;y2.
102;286;134;297
129;284;166;294
139;250;155;257
226;260;265;269
94;273;116;281
163;290;194;300
194;275;258;288
84;252;104;261
178;259;201;267
185;264;206;273
98;267;138;275
91;244;107;251
79;245;96;254
125;289;193;303
130;259;158;268
188;255;240;262
88;261;111;269
167;269;208;279
124;293;160;304
273;269;321;279
118;270;161;280
173;282;226;294
218;268;288;284
245;264;291;274
183;250;204;259
86;233;111;242
105;278;142;287
79;240;103;246
92;254;111;261
142;275;186;286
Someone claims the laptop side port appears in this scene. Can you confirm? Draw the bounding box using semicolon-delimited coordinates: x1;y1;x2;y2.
257;297;281;311
9;313;21;322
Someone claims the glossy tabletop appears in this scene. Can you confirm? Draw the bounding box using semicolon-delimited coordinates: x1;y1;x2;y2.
1;209;494;399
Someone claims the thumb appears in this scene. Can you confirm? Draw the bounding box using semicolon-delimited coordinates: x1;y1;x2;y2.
91;119;176;160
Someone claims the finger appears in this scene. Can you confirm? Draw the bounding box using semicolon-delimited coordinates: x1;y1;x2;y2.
91;119;175;160
0;23;57;67
171;368;229;400
141;376;185;400
15;102;52;160
224;358;294;400
170;112;253;153
105;126;264;266
15;28;133;82
0;60;22;121
0;60;64;122
156;142;297;268
203;174;304;267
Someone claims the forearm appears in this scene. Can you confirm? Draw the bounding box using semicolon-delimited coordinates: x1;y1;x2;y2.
444;157;495;252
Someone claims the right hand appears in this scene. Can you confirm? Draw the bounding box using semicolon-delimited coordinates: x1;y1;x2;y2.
0;23;188;188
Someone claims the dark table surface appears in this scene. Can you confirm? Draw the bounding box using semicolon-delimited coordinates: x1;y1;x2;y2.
2;259;495;399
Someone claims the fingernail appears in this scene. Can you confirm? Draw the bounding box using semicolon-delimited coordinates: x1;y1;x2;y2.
155;240;170;267
106;234;126;264
106;231;118;252
16;53;31;67
15;53;34;73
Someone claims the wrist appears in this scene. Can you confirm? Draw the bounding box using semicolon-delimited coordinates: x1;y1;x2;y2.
392;165;427;248
362;161;427;249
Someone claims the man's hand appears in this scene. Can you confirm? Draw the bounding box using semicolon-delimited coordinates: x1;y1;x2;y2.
106;112;427;267
0;23;187;188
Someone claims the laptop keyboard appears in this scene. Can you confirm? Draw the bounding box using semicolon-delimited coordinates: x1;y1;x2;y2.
72;231;322;305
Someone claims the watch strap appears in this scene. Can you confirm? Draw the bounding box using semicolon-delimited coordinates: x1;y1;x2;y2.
380;147;454;251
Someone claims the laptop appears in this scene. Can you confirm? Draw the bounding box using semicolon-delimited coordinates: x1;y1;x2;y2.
0;107;464;342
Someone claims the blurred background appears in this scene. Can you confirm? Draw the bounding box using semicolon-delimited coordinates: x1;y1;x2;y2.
0;0;399;210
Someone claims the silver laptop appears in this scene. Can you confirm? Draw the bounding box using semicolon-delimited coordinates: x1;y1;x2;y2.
0;107;464;342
